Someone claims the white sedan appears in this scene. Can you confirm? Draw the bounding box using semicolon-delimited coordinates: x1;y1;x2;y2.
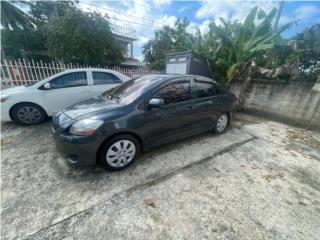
1;68;130;125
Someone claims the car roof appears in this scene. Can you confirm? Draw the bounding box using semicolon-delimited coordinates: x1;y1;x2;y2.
140;74;216;83
61;68;114;71
131;74;217;95
61;68;126;75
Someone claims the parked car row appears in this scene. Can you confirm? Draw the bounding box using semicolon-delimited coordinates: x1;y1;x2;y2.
1;70;236;171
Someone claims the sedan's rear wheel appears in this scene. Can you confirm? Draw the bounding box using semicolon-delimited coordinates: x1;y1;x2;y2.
98;134;140;171
11;103;47;125
214;113;229;134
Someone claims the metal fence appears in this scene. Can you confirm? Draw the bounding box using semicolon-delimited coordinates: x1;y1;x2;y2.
0;59;160;87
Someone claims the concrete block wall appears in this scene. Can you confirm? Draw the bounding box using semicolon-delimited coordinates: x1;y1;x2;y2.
230;81;320;129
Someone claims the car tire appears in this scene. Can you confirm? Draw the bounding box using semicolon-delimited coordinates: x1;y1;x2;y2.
214;113;229;134
98;134;140;171
11;103;47;126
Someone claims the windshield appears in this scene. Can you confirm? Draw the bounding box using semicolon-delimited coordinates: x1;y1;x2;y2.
102;75;166;104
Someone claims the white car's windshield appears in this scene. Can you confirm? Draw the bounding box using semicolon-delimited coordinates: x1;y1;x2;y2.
103;75;167;104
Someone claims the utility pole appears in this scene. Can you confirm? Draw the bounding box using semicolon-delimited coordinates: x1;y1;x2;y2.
274;1;284;29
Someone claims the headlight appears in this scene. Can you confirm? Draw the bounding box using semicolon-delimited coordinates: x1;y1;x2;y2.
70;119;103;136
1;95;10;103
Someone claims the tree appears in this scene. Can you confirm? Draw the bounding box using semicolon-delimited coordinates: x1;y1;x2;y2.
29;0;77;23
172;18;194;51
287;24;320;81
142;18;195;70
46;10;123;65
1;1;72;60
0;1;35;30
1;1;123;65
143;26;174;70
1;28;47;60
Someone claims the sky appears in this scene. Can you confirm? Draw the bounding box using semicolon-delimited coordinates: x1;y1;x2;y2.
78;0;320;61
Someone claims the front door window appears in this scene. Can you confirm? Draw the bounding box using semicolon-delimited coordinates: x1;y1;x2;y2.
49;72;87;89
153;81;191;105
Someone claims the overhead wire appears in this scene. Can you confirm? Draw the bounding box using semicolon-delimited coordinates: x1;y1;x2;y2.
80;1;162;29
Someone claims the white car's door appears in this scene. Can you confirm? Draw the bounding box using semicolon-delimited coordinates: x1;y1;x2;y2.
90;71;123;97
43;71;92;113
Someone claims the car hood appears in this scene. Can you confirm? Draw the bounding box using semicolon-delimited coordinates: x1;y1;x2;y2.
1;86;28;95
63;97;124;119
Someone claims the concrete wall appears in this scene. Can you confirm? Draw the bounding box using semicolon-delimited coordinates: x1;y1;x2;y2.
230;80;320;129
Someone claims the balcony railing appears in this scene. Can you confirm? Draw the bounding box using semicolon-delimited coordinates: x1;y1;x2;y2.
111;24;136;39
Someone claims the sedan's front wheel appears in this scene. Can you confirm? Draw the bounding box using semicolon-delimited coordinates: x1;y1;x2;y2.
11;103;47;125
98;134;140;171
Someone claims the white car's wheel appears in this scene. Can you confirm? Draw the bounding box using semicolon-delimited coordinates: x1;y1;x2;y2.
11;103;47;125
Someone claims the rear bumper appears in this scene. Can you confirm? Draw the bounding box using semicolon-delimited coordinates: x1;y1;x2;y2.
52;128;101;168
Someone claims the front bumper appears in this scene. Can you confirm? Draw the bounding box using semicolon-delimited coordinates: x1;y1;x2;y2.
1;103;12;122
52;128;101;168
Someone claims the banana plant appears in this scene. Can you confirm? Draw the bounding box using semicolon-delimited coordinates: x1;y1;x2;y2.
202;7;294;109
207;7;295;82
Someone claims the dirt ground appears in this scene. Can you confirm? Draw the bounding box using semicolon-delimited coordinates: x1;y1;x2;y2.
1;113;320;240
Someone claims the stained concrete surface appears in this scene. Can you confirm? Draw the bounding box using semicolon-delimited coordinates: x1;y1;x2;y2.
1;114;320;240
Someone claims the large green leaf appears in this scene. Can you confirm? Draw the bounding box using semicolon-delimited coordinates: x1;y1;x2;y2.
244;31;277;52
249;43;274;52
257;9;266;19
209;22;233;47
243;6;258;31
265;7;277;22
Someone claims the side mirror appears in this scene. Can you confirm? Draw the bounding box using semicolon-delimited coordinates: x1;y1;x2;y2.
148;98;164;109
43;82;51;90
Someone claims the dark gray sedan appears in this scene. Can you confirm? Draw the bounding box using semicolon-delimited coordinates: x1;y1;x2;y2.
52;75;236;171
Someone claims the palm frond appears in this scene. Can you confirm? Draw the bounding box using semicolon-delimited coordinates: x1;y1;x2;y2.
249;43;274;53
243;6;258;31
1;1;35;30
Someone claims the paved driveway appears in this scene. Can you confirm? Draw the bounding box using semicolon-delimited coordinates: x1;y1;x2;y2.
1;114;320;240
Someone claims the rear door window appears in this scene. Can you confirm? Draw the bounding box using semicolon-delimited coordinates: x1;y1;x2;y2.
92;72;122;85
154;80;191;105
49;72;87;89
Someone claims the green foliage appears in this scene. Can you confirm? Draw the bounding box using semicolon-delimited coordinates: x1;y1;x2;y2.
1;1;123;65
46;10;123;65
29;1;77;23
1;27;47;60
196;7;295;83
143;18;195;70
258;24;320;82
289;24;320;74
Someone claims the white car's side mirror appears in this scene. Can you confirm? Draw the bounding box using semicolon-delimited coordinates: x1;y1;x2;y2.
43;82;51;90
